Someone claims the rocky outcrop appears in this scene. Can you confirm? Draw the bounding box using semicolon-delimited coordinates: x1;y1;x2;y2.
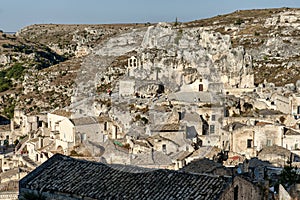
185;8;300;86
1;8;300;118
18;24;150;58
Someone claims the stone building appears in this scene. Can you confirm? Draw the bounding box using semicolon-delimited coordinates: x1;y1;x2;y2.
55;116;108;154
227;121;284;158
119;79;136;97
220;176;263;200
149;123;193;153
19;154;267;200
14;110;47;135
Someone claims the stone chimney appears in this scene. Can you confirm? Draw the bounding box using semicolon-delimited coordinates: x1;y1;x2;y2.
112;125;118;139
10;120;14;132
39;137;43;149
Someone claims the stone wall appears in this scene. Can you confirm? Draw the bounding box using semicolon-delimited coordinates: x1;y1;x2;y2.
0;192;18;200
220;176;263;200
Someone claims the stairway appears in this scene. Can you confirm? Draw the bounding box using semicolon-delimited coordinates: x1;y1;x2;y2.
15;135;29;154
22;155;38;167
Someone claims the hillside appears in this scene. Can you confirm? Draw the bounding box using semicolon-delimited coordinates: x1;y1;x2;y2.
185;8;300;85
0;8;300;118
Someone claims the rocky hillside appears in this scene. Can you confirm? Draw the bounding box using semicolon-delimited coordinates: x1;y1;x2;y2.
185;8;300;85
0;23;150;118
0;8;299;118
17;23;150;58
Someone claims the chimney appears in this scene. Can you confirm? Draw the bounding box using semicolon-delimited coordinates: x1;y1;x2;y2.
39;137;43;149
10;120;14;132
112;125;117;139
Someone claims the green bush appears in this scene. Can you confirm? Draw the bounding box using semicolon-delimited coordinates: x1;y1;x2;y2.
6;63;25;79
234;18;245;25
0;63;25;92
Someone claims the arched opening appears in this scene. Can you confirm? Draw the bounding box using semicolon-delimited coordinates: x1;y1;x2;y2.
57;146;63;154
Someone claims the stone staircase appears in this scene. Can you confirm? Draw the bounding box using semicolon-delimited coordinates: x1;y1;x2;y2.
22;155;38;168
15;135;29;154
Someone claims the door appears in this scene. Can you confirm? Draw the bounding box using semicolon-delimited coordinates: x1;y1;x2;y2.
199;84;203;91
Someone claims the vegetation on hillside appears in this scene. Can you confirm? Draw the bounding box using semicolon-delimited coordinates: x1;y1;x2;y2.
0;63;25;92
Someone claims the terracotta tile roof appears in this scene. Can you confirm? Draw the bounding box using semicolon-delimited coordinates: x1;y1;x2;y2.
70;116;99;126
181;158;232;176
97;116;111;123
223;122;246;131
51;109;73;118
258;145;291;157
255;121;272;126
285;129;300;135
20;154;229;199
150;123;185;132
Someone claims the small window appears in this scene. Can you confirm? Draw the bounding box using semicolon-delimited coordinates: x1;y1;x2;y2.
210;125;215;134
267;139;272;147
247;139;252;148
295;143;298;150
211;115;216;121
162;144;166;153
104;122;107;131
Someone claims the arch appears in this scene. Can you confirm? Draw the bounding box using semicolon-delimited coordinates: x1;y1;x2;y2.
57;146;63;154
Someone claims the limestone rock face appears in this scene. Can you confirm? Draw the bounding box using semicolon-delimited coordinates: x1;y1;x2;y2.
136;83;164;96
0;54;10;65
183;68;198;84
3;8;300;118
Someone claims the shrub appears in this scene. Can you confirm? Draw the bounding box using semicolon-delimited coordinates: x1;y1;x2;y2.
6;63;25;79
234;18;244;25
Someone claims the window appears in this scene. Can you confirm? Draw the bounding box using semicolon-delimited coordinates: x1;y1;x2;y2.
81;133;86;142
104;122;107;131
211;115;216;121
162;144;166;153
247;139;252;148
267;139;272;147
295;143;299;150
210;125;215;134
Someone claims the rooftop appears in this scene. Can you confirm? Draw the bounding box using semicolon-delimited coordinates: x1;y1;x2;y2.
51;109;73;118
20;154;229;200
70;116;99;126
181;158;232;176
168;92;217;103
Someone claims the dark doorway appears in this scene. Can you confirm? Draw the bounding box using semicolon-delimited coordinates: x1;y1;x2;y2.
199;84;203;91
234;185;238;200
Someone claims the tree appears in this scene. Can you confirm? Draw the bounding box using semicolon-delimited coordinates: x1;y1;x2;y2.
279;166;300;188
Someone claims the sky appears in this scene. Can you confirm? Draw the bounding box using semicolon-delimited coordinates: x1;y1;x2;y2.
1;0;300;32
